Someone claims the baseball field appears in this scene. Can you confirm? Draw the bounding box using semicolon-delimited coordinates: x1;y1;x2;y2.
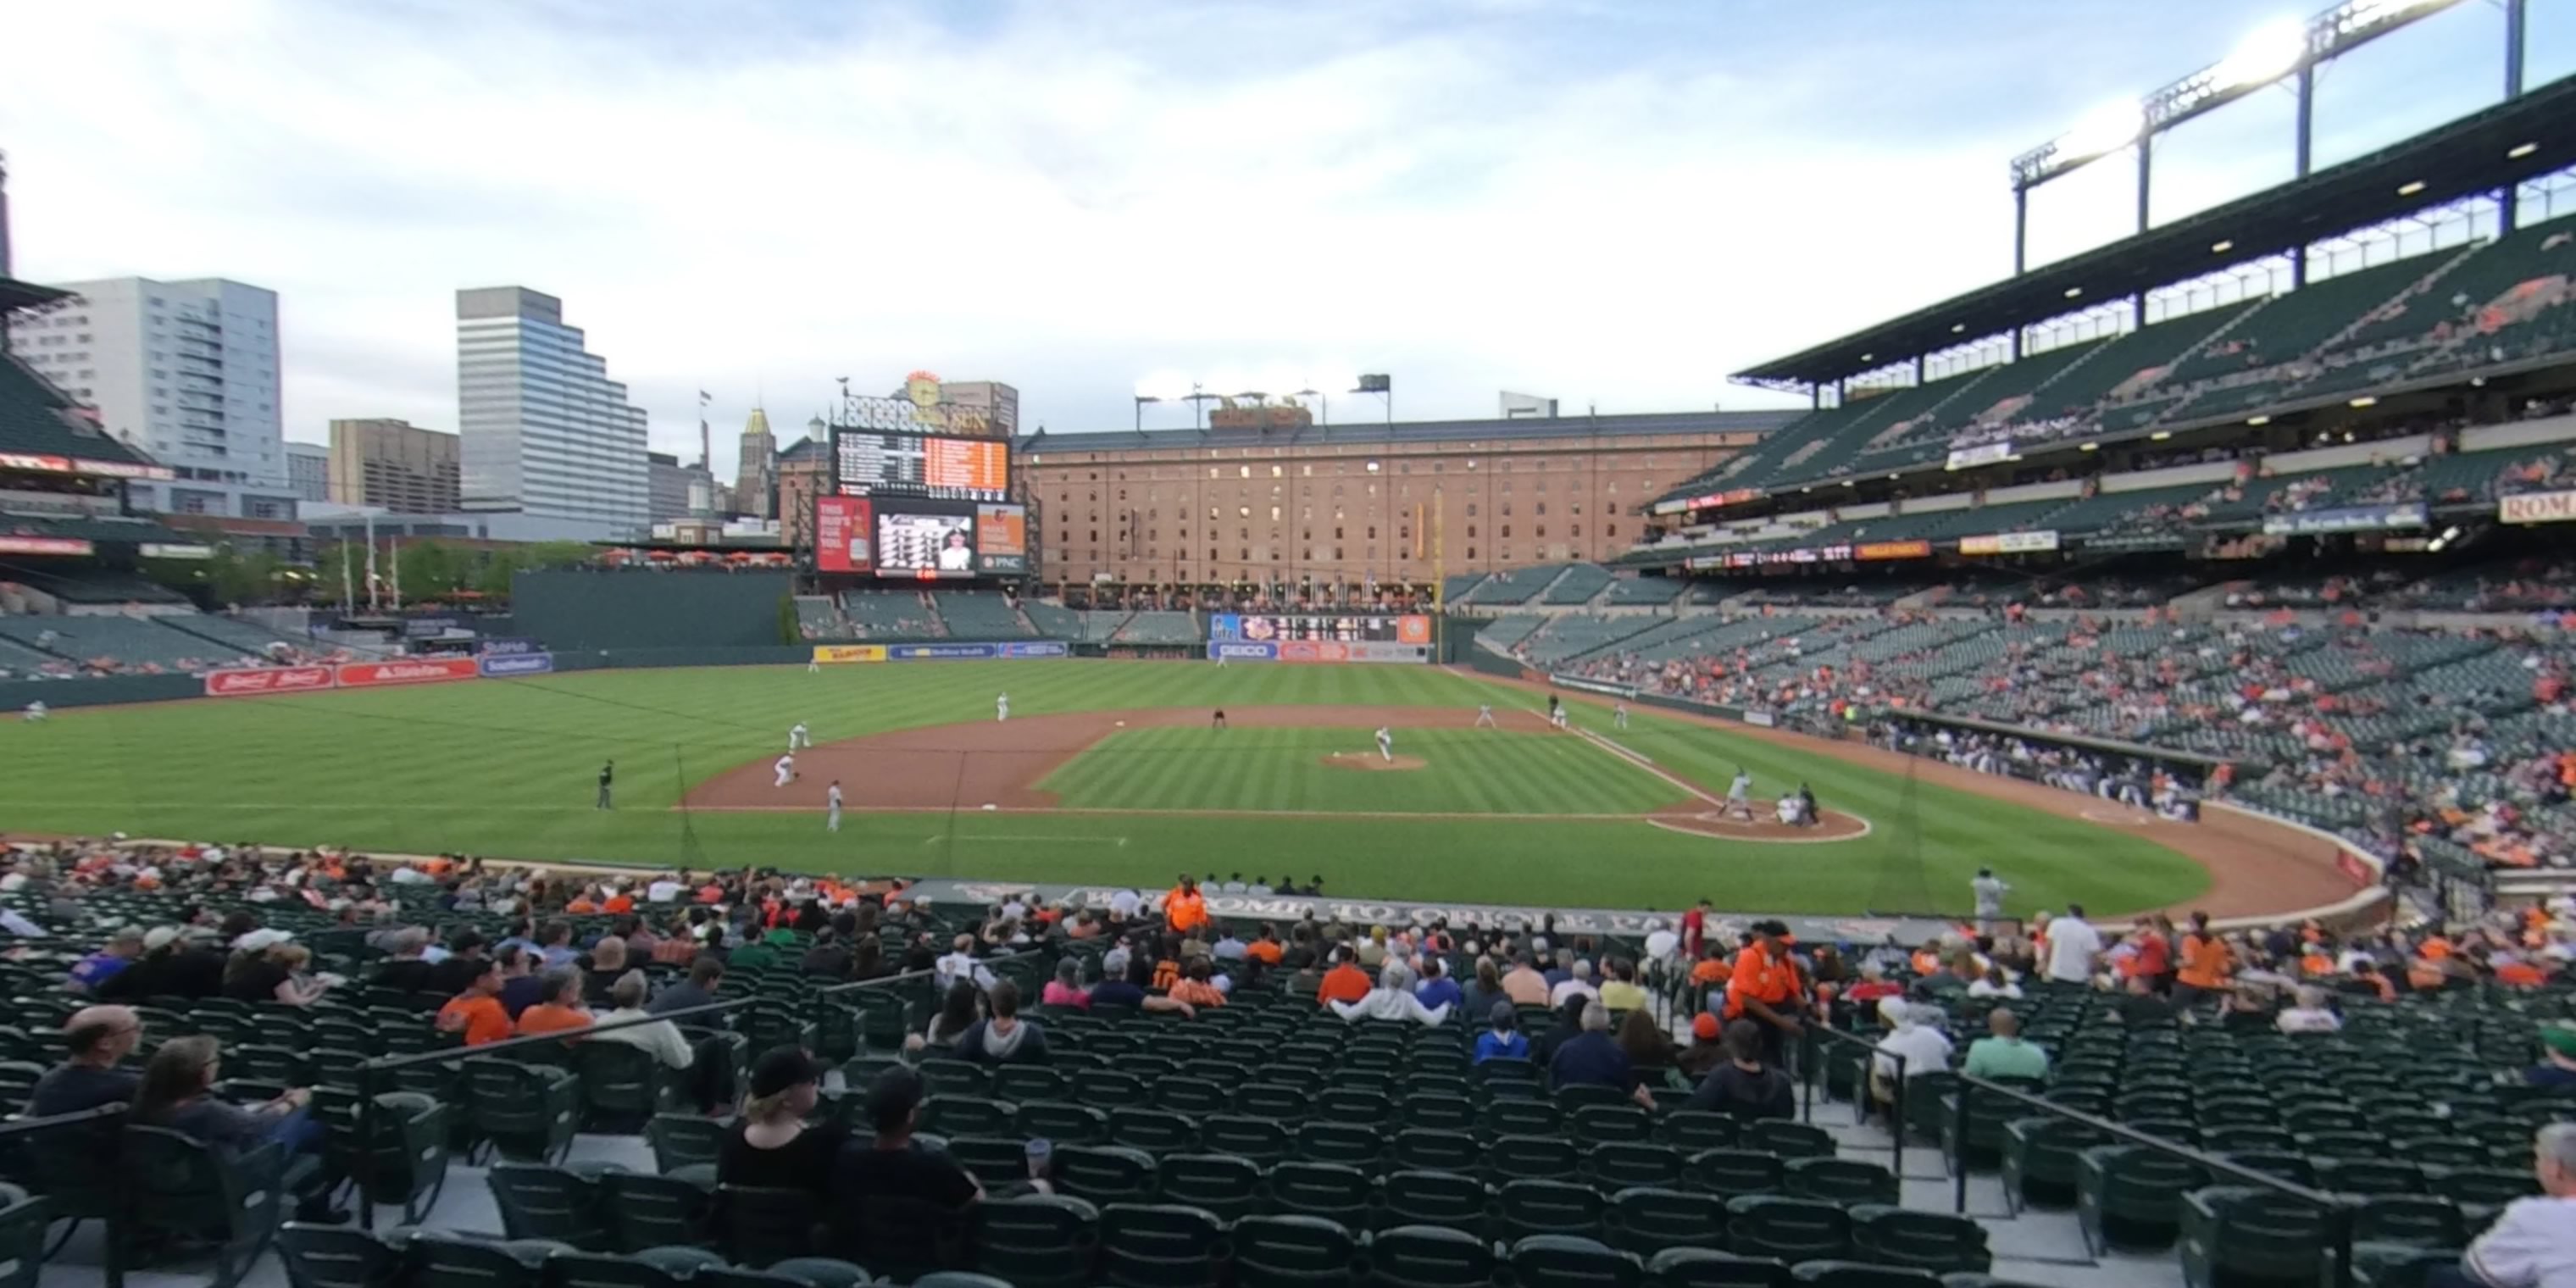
0;660;2285;917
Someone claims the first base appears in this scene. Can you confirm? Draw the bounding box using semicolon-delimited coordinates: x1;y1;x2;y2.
981;802;997;811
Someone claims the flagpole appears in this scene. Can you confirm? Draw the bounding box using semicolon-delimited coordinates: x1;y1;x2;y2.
364;512;379;612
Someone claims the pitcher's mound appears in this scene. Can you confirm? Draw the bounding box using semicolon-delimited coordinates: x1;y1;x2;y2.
1322;752;1427;772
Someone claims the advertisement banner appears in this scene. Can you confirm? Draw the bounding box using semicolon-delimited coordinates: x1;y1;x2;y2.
203;664;336;697
1853;540;1933;561
0;536;93;556
1552;675;1639;699
975;503;1029;575
998;641;1069;658
810;645;887;664
1209;613;1429;643
888;642;1001;660
0;451;175;480
1651;486;1765;517
139;542;214;559
1945;441;2015;471
814;496;874;575
2500;490;2576;525
1209;641;1279;662
2260;504;2426;536
479;637;542;655
478;652;555;677
1958;530;2060;555
334;658;480;689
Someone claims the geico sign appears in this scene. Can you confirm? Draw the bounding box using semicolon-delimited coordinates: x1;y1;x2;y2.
203;665;336;697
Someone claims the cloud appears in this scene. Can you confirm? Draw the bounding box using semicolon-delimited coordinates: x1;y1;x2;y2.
1;0;2531;480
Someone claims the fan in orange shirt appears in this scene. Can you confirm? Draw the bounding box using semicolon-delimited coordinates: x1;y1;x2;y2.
435;958;514;1046
515;969;596;1036
1164;878;1210;936
1316;946;1372;1005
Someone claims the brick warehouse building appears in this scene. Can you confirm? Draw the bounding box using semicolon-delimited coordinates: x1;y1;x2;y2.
1012;408;1793;593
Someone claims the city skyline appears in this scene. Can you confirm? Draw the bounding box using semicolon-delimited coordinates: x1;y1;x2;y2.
3;0;2568;473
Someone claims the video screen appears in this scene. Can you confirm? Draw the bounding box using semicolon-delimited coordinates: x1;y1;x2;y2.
877;511;978;579
834;430;1009;502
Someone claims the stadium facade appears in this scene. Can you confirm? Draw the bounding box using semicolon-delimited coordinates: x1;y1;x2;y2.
1014;410;1794;592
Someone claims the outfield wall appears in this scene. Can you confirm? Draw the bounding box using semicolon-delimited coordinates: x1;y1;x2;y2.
511;569;798;650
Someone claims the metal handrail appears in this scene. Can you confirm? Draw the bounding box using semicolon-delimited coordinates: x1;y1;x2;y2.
1945;1070;2355;1288
1800;1023;1907;1178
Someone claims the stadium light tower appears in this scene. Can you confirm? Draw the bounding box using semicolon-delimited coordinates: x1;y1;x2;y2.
2005;0;2518;281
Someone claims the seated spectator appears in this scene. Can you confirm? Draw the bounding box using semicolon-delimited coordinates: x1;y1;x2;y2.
1330;962;1451;1025
372;928;437;994
719;1046;845;1196
68;926;144;994
2529;1027;2576;1090
911;981;984;1054
2452;1123;2576;1288
1966;964;2024;1000
497;946;550;1019
830;1065;989;1269
1843;961;1902;1008
225;935;328;1006
28;1005;142;1114
132;1035;337;1221
1040;958;1091;1010
425;931;490;997
1090;955;1198;1017
1676;1013;1729;1079
1682;1019;1796;1121
800;929;852;979
516;969;596;1036
1414;958;1463;1013
586;970;695;1069
436;958;515;1046
1959;1008;2049;1080
1316;947;1373;1006
647;952;725;1017
1550;959;1602;1008
958;980;1049;1064
582;935;630;1004
1617;1005;1679;1074
1597;958;1648;1012
2274;985;2343;1035
1167;959;1227;1010
1460;957;1505;1021
1869;999;1954;1112
1474;1001;1529;1063
1550;1002;1656;1107
1502;951;1552;1007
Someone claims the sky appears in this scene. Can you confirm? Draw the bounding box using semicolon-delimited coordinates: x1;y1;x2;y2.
5;0;2568;480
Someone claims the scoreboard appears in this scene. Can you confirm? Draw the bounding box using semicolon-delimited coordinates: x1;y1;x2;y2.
832;429;1009;502
1209;613;1432;644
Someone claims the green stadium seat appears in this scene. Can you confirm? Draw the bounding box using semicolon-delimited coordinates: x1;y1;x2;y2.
1787;1264;1940;1288
1108;1108;1200;1154
489;1162;612;1250
1054;1145;1161;1207
646;1113;728;1174
1998;1119;2101;1212
970;1194;1101;1288
938;1135;1031;1191
599;1171;716;1252
279;1223;403;1288
1846;1205;1992;1274
1018;1099;1110;1146
1391;1128;1480;1174
1264;1160;1374;1226
1491;1133;1584;1183
919;1095;1015;1138
1746;1121;1836;1160
1296;1119;1384;1167
1646;1247;1794;1288
1507;1235;1645;1288
1574;1104;1657;1146
1724;1196;1850;1263
2075;1145;2199;1254
1785;1158;1901;1207
763;1257;872;1288
1155;1153;1262;1219
408;1232;559;1288
1378;1170;1493;1236
546;1250;691;1288
1097;1202;1226;1288
1229;1213;1358;1288
2179;1187;2329;1288
716;1185;822;1268
1603;1185;1729;1257
1688;1149;1788;1198
1366;1224;1496;1288
1203;1113;1294;1165
1497;1178;1607;1241
464;1058;583;1164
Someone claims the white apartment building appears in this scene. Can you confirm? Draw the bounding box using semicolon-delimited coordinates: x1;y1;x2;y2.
5;276;297;518
455;286;648;535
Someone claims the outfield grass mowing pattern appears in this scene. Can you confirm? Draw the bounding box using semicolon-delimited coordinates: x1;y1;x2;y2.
1036;725;1689;815
0;660;2210;915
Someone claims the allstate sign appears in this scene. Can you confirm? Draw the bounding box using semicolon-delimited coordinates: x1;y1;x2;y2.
478;652;555;677
1209;641;1277;662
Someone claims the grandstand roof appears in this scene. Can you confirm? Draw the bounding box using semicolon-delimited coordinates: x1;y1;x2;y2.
1735;73;2576;389
1018;407;1799;456
0;276;69;315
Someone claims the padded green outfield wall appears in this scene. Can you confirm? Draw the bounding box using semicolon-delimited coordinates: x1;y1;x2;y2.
510;570;797;651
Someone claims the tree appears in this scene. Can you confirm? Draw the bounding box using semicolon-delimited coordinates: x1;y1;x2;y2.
392;539;462;603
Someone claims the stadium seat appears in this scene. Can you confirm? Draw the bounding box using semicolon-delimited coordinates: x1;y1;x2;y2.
1507;1234;1646;1288
2075;1145;2199;1254
1646;1247;1795;1288
1497;1178;1607;1241
1660;1111;1740;1152
1490;1133;1584;1183
1096;1202;1227;1288
1263;1160;1374;1227
1724;1196;1851;1263
599;1171;717;1252
317;1089;452;1225
1202;1114;1294;1165
765;1257;874;1288
1018;1099;1110;1146
489;1163;612;1250
2179;1187;2329;1288
1602;1185;1729;1257
464;1058;584;1163
123;1125;296;1288
1846;1205;1992;1274
1688;1149;1788;1198
717;1185;823;1268
1378;1170;1493;1236
1391;1128;1480;1173
1998;1119;2101;1212
408;1232;563;1288
1295;1120;1383;1167
970;1194;1101;1288
1230;1214;1359;1288
279;1222;403;1288
1788;1263;1940;1288
1784;1158;1900;1207
1154;1153;1262;1219
1054;1145;1162;1206
1366;1224;1496;1288
547;1250;693;1288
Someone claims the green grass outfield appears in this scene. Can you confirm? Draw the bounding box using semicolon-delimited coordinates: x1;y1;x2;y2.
0;661;2209;916
1038;726;1690;816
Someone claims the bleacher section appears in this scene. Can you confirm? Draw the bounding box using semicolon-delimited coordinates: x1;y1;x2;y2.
1110;611;1202;645
793;595;845;638
1539;564;1613;605
0;614;241;671
1512;613;1660;667
0;349;158;474
932;591;1035;639
1458;565;1571;607
839;589;940;639
1022;599;1085;638
1602;576;1686;607
1440;574;1490;604
158;613;300;657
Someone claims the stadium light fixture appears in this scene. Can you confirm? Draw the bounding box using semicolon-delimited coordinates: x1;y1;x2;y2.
2080;442;2099;452
2396;180;2426;196
1951;323;1966;334
2150;430;2173;441
2509;142;2538;158
2217;18;2311;89
2350;395;2379;407
2063;286;2084;298
2248;414;2273;425
2211;239;2236;253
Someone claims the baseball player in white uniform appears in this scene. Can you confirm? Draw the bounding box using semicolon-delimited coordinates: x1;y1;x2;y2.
826;780;844;832
808;653;821;673
1613;702;1629;730
1375;726;1395;763
774;753;797;788
1725;768;1756;820
20;701;45;723
1474;703;1496;729
996;692;1010;722
789;721;811;752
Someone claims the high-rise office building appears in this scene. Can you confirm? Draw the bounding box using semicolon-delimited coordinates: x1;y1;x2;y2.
454;286;647;532
285;441;330;502
4;276;297;518
328;417;461;513
647;451;702;524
